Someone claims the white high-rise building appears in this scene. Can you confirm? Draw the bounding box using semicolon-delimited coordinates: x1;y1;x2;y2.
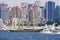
35;1;45;25
38;6;45;24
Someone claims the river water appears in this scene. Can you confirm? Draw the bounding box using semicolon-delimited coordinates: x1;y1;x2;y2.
0;31;60;40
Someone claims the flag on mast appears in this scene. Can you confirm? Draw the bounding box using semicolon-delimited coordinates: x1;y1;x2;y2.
14;5;18;8
30;4;35;9
22;5;26;8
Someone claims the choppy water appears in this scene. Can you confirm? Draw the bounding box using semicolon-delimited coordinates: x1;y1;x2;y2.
0;31;60;40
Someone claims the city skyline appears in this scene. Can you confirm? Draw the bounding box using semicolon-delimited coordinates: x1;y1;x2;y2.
0;1;60;26
0;0;59;7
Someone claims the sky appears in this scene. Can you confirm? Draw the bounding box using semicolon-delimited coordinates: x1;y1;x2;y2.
0;0;60;7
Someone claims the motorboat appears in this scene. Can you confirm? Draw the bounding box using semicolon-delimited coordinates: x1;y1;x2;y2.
40;23;60;34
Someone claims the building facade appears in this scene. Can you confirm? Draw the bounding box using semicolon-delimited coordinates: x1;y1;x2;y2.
10;6;21;26
0;3;10;25
11;6;20;18
35;1;41;26
39;6;46;25
55;6;60;23
0;4;1;18
21;3;29;26
35;1;41;7
45;1;55;24
35;1;45;25
28;4;33;26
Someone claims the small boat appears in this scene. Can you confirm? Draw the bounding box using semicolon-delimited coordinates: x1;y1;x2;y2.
40;23;60;34
40;29;60;34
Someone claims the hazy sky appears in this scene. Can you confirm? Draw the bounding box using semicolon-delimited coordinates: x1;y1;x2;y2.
0;0;60;7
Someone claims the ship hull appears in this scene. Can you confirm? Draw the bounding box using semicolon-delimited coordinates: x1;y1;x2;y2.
9;29;43;32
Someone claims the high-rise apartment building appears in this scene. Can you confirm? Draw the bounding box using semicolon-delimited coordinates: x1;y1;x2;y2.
45;1;55;24
0;3;10;25
21;3;29;26
10;6;21;26
55;6;60;24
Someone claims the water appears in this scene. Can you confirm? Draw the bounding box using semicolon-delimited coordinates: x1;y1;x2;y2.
0;31;60;40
